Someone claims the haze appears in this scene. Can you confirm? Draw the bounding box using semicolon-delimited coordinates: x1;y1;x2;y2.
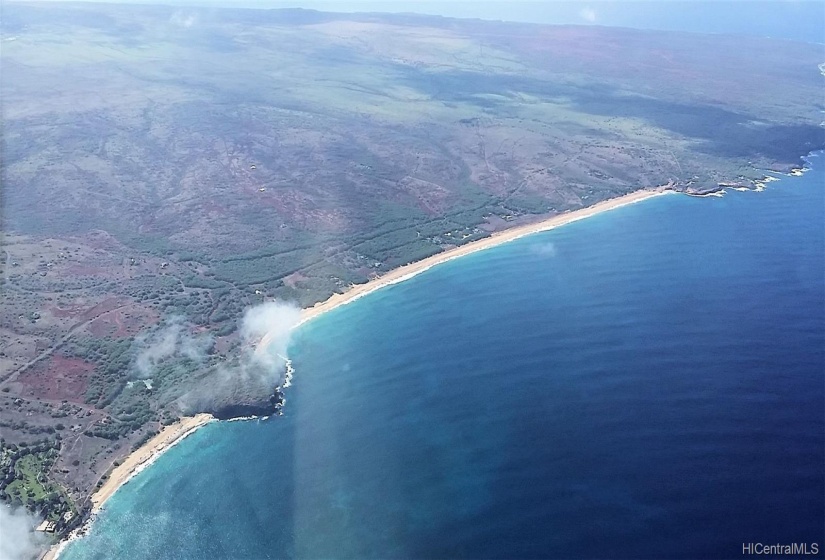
16;0;825;42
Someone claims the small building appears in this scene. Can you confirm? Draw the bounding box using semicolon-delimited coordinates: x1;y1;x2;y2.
36;520;57;533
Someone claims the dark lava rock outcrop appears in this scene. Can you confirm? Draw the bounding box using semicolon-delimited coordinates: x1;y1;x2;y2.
178;369;286;420
209;389;285;420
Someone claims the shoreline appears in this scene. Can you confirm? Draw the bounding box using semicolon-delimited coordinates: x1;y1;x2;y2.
295;187;672;329
89;414;215;513
44;414;214;560
44;186;668;559
39;152;821;558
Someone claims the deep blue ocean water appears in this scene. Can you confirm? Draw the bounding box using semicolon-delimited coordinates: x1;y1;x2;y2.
63;155;824;560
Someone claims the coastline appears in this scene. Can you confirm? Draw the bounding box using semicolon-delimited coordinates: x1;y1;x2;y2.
44;414;214;560
89;414;215;513
44;186;668;559
39;152;822;559
295;187;672;328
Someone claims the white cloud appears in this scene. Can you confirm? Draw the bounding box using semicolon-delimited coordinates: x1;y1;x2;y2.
169;11;197;29
0;506;44;560
580;7;597;23
176;301;302;414
133;318;212;380
241;301;302;373
530;241;557;257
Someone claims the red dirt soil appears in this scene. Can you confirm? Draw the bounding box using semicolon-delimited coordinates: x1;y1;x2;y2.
17;356;95;403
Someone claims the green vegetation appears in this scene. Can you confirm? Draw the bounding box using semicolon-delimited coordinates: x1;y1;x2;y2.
83;390;158;441
4;4;822;298
0;438;77;527
63;338;133;407
0;2;822;530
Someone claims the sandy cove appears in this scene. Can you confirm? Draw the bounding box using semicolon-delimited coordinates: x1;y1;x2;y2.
45;414;214;560
46;187;668;559
89;413;215;512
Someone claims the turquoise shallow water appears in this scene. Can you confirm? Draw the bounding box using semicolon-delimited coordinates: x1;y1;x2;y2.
63;155;824;559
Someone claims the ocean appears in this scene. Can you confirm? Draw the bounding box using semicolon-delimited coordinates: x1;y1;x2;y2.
62;155;824;559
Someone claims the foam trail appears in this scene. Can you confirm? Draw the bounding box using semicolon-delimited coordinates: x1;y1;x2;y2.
277;354;295;388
